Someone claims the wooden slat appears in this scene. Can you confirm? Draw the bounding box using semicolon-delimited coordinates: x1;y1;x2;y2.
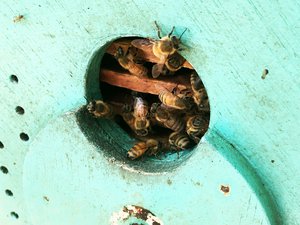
106;39;193;69
100;68;191;95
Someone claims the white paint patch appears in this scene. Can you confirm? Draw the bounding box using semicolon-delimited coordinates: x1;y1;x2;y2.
109;205;164;225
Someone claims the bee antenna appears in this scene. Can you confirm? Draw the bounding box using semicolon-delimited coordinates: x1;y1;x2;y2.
154;21;162;39
179;28;187;41
168;26;175;37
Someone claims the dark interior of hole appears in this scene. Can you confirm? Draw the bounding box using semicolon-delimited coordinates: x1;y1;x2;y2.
0;141;4;148
5;189;13;196
10;75;18;83
10;212;19;219
82;36;210;172
16;106;25;115
76;106;194;173
100;38;209;157
20;133;29;141
0;166;9;174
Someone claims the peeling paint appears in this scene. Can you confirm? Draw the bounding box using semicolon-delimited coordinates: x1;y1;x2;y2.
110;205;164;225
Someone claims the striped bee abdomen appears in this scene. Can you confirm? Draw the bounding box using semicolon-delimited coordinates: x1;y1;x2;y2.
127;142;148;160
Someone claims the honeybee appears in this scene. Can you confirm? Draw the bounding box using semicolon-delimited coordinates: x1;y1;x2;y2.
133;97;148;120
151;22;187;77
145;139;161;156
132;97;150;132
158;88;188;110
127;141;148;160
169;131;192;150
114;47;148;77
186;115;207;143
152;21;187;63
155;106;185;132
122;110;149;136
87;100;115;119
190;72;207;107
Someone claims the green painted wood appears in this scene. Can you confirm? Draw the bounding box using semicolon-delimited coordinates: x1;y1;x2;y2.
0;0;299;224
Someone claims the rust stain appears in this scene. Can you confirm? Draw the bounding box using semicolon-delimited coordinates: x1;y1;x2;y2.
13;15;24;23
110;205;164;225
220;185;230;195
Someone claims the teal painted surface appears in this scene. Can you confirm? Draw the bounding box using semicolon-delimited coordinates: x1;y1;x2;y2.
0;0;299;224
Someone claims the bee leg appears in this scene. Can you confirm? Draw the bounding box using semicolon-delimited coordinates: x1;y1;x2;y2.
155;152;163;160
171;84;179;94
154;21;162;39
177;47;186;51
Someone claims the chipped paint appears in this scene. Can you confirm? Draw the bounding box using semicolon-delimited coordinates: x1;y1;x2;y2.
110;205;164;225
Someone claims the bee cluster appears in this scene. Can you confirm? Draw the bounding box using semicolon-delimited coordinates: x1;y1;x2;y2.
87;22;209;160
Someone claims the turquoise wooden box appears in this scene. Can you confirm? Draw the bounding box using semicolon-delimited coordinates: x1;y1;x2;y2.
0;1;299;224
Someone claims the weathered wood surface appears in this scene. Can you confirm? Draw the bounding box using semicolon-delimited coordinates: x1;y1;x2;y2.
100;68;191;95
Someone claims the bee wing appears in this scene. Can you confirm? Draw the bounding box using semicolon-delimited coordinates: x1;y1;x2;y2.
151;63;165;78
131;39;153;51
127;47;145;64
154;83;174;94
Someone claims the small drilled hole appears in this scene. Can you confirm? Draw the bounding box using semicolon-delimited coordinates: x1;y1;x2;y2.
5;189;13;196
20;132;29;141
271;160;275;163
10;75;18;83
0;141;4;148
0;166;9;174
15;106;25;115
10;212;19;219
261;68;269;79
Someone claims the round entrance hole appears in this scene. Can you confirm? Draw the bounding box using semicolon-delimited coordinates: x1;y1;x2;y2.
80;36;210;173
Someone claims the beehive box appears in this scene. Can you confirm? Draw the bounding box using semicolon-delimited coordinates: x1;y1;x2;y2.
0;1;299;225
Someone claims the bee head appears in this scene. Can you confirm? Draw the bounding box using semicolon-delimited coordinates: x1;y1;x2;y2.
150;103;160;114
171;36;180;50
127;152;135;160
87;101;96;112
114;47;124;59
171;28;187;50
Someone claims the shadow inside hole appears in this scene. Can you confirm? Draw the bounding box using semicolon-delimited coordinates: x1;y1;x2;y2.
0;141;4;148
20;132;29;141
81;36;209;173
75;106;193;173
81;38;196;173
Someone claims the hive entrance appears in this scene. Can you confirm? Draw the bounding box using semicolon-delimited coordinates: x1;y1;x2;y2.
86;36;210;162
